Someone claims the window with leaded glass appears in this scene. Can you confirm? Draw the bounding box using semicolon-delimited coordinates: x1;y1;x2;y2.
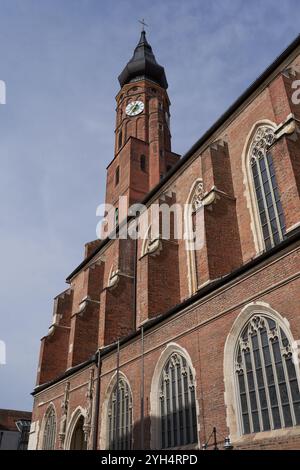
42;407;56;450
250;126;286;249
159;353;198;448
107;378;132;450
236;315;300;435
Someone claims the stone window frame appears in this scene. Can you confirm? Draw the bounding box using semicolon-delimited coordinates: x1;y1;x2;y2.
224;301;300;443
99;371;133;450
40;403;57;450
64;406;86;450
184;179;205;296
242;119;284;255
150;343;200;449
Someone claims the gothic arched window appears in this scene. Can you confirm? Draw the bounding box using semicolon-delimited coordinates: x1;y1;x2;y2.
108;378;133;450
250;126;286;250
185;180;205;295
115;166;120;186
236;315;300;435
70;415;87;450
159;353;197;448
42;406;56;450
118;130;122;150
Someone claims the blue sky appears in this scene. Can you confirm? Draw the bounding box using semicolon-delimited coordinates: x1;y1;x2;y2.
0;0;299;411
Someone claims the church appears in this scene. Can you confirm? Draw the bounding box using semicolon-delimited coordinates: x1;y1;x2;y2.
28;30;300;450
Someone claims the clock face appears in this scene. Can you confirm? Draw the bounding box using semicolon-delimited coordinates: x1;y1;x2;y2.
126;100;144;117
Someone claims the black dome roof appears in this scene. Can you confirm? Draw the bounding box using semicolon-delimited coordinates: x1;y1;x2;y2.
118;31;168;89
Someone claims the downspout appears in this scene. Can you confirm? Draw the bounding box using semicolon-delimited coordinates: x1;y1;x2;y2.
116;340;120;449
132;238;138;330
92;349;102;450
140;325;145;449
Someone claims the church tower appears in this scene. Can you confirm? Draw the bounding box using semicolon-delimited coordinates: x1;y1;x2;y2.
105;30;180;220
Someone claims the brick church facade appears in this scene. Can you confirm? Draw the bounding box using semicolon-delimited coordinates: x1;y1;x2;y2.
29;32;300;450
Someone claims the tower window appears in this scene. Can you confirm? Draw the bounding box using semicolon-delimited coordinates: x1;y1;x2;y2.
250;126;286;249
118;130;123;150
115;166;120;186
140;155;146;172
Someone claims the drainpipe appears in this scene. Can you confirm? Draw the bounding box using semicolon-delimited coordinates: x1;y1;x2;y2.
116;340;120;449
140;326;145;449
92;349;102;450
132;238;138;330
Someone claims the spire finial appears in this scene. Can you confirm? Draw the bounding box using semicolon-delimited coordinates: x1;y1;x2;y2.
118;19;168;89
138;18;148;32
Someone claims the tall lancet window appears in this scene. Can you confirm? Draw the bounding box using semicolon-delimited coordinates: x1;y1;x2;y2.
108;378;133;450
159;353;197;448
42;406;56;450
185;180;205;295
250;126;286;249
236;315;300;435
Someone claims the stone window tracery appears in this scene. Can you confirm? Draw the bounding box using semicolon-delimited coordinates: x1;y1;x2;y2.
191;181;204;214
107;378;133;450
250;126;286;249
185;180;205;295
236;315;300;434
42;406;56;450
159;353;197;448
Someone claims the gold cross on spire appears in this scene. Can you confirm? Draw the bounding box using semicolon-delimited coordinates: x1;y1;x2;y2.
139;18;148;32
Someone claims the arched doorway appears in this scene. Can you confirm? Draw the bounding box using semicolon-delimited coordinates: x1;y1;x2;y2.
70;415;87;450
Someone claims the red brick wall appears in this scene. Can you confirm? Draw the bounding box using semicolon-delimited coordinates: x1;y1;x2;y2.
98;238;136;347
67;263;104;369
37;289;73;385
271;135;300;232
32;244;300;450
